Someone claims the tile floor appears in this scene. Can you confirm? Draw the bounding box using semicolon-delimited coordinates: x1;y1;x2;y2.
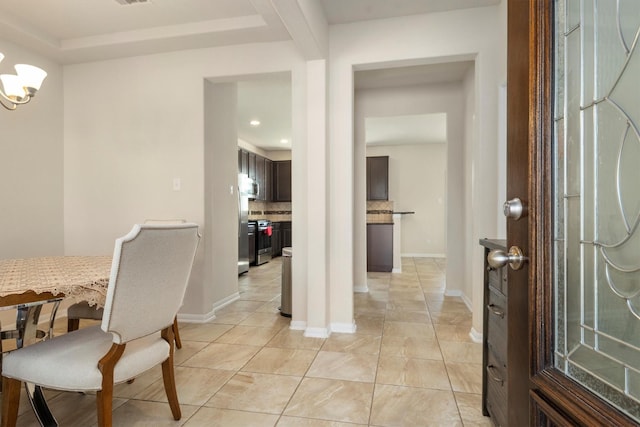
3;257;491;426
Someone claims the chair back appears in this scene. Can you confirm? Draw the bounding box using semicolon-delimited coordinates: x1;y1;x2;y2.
143;219;187;225
101;223;200;344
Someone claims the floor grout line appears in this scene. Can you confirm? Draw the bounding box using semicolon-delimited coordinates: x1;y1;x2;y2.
6;256;491;426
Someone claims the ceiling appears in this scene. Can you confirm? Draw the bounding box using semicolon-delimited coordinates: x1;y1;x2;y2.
322;0;499;24
0;1;493;150
0;0;500;64
355;61;474;90
237;73;292;151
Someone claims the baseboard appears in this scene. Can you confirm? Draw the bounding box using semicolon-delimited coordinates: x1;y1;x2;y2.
444;289;462;297
460;293;472;311
304;326;330;338
177;292;240;324
401;253;446;258
444;289;473;312
331;321;356;334
212;292;241;312
289;320;306;330
469;327;483;343
354;284;369;293
177;309;216;324
392;267;402;273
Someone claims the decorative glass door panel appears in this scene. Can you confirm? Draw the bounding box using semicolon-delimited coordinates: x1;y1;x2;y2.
554;0;640;421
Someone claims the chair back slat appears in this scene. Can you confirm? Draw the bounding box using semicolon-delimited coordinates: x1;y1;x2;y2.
101;223;200;343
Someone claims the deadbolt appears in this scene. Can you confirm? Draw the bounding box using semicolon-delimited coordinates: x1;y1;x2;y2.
487;246;528;270
503;198;525;220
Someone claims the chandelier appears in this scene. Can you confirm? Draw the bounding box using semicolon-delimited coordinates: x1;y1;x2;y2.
0;52;47;111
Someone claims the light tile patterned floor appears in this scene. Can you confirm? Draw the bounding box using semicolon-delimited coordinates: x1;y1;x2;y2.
2;257;491;426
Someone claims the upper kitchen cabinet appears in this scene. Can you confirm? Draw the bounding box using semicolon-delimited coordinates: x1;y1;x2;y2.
255;156;265;201
238;149;249;175
272;160;291;202
237;149;279;202
255;156;272;202
264;159;272;202
248;152;257;181
367;156;389;200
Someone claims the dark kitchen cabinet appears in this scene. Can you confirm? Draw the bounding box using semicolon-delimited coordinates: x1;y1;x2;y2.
366;156;389;201
271;222;282;256
367;223;392;272
237;148;288;203
281;221;292;248
264;159;272;202
255;156;265;200
248;152;257;180
248;222;256;265
479;238;524;427
272;161;292;202
270;221;291;258
238;149;249;175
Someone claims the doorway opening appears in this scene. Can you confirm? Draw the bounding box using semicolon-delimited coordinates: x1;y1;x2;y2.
353;59;479;335
203;72;292;317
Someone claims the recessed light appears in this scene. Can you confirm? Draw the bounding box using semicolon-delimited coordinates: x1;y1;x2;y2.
250;120;261;127
280;139;288;144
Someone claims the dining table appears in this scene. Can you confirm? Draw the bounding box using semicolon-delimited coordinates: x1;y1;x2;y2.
0;255;112;427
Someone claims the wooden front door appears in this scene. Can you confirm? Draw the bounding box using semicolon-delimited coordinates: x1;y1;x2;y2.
509;0;640;424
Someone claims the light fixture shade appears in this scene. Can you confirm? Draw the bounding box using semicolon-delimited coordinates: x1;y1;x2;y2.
0;74;27;100
0;53;4;64
15;64;47;91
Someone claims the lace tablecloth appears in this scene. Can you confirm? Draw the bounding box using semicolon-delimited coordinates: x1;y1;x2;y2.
0;256;112;308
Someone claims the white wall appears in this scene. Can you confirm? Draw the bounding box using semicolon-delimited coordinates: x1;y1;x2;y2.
202;81;241;319
462;64;477;318
0;41;64;258
330;5;506;336
366;144;446;256
63;42;308;320
0;40;65;326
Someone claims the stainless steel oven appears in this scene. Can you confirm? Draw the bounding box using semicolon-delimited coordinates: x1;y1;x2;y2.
255;219;272;265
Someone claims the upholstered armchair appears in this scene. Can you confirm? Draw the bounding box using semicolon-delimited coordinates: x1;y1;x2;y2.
1;223;200;427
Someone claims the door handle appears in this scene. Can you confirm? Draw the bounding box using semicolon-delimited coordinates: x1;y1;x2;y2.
503;197;525;220
486;365;504;385
487;246;528;270
487;303;505;318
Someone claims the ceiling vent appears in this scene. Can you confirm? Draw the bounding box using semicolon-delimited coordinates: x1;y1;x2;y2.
114;0;150;5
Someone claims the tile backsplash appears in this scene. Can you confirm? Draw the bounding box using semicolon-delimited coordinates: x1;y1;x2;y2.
249;200;393;223
367;200;394;224
249;201;292;222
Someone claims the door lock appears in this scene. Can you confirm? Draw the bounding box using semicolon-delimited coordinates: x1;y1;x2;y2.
487;246;528;270
503;198;525;220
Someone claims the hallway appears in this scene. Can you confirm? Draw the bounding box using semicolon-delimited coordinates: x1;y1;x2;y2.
5;257;488;426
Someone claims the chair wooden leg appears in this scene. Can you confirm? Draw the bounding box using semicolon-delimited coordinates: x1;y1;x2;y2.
97;343;125;427
2;377;22;427
161;327;181;420
161;357;181;420
96;388;113;427
172;316;182;349
67;318;80;332
0;331;3;393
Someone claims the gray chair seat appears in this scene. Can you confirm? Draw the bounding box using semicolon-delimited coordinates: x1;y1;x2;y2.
3;325;167;391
